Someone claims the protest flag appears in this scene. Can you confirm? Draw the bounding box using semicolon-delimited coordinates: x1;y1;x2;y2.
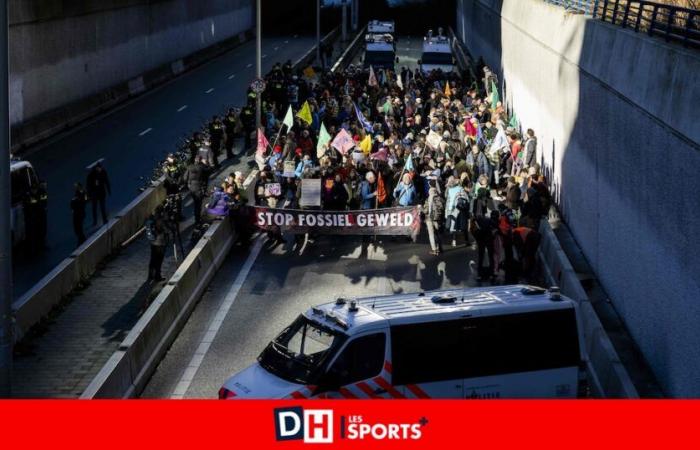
377;171;387;205
282;105;294;129
508;112;519;130
303;66;316;80
368;65;378;87
490;80;499;110
404;153;414;172
354;102;373;132
359;134;373;155
445;81;453;98
256;128;270;157
296;101;313;126
316;122;332;158
331;128;355;155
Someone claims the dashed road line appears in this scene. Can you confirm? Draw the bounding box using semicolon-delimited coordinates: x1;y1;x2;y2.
170;237;265;399
205;88;215;94
228;74;236;80
262;54;267;59
284;40;289;44
138;128;152;137
246;63;253;68
177;105;188;112
273;46;279;51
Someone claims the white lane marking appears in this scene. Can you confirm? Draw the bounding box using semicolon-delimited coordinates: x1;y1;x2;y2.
262;54;267;59
138;128;152;137
177;105;188;112
228;74;236;80
246;63;253;68
293;34;299;38
205;88;215;94
284;40;289;44
273;46;279;51
170;237;265;399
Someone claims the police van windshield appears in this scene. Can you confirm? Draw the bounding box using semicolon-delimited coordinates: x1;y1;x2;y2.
422;52;454;66
258;315;347;385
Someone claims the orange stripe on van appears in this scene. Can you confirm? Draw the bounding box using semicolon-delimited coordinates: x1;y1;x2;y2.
355;382;381;398
406;384;431;399
373;377;405;399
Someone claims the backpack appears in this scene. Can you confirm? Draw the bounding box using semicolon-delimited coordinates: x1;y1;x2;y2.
145;217;157;242
430;196;445;221
456;193;470;212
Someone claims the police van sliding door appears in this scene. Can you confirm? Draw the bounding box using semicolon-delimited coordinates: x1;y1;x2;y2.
460;309;581;399
390;320;466;399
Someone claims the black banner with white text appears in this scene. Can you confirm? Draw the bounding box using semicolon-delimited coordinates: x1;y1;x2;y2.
252;206;422;236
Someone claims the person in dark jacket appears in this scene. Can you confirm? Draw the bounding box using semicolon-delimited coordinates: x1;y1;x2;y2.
86;162;111;226
523;129;537;169
147;206;170;282
184;156;211;225
70;182;88;246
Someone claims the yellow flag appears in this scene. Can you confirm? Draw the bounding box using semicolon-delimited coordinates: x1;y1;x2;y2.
296;101;312;125
359;134;372;155
303;66;316;79
445;82;452;98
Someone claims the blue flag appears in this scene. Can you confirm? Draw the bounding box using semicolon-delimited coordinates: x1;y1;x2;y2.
405;154;414;172
354;102;373;133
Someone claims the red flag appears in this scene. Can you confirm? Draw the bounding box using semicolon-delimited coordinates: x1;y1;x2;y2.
256;128;269;157
377;171;387;205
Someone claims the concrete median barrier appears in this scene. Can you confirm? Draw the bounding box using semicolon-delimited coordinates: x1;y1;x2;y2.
81;171;258;399
12;181;167;338
538;217;638;398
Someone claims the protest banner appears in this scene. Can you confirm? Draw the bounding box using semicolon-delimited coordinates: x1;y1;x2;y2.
282;161;296;177
251;206;422;236
264;183;281;197
299;178;322;207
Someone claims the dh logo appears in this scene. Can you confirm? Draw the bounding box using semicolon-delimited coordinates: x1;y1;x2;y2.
274;407;334;444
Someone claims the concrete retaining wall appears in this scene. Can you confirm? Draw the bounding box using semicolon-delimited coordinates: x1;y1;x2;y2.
10;0;253;150
538;217;638;398
456;0;700;397
12;180;166;336
81;171;257;399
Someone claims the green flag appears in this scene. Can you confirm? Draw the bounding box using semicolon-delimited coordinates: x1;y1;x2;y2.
490;80;499;110
508;112;519;129
316;122;332;158
282;105;294;129
382;99;392;115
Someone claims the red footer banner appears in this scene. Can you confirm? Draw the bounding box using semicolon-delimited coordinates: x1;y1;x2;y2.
0;400;698;448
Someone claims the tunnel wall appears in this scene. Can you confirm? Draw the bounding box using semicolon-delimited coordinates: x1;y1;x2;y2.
10;0;253;146
456;0;700;397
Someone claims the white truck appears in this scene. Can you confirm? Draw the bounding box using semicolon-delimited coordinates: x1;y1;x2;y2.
363;20;397;70
420;28;456;75
219;285;584;399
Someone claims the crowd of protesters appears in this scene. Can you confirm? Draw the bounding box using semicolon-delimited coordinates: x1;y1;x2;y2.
228;55;553;283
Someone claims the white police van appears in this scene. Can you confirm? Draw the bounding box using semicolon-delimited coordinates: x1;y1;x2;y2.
363;20;396;70
10;158;40;246
420;28;456;75
219;285;585;399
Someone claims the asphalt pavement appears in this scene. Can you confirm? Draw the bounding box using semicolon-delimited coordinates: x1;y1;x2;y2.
13;35;316;299
141;234;482;399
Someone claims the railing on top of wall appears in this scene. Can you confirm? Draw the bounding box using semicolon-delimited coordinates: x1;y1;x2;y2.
543;0;700;48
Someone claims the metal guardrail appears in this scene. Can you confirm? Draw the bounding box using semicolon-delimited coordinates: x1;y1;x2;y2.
544;0;700;48
331;24;367;73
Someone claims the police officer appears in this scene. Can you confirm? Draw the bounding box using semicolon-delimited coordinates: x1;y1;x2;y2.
183;156;211;225
282;59;293;77
163;153;183;219
147;206;170;282
209;115;225;167
70;182;88;246
189;132;204;164
223;108;239;160
240;103;255;153
86;162;111;226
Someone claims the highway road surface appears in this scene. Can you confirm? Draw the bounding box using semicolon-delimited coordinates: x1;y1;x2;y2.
13;36;316;299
